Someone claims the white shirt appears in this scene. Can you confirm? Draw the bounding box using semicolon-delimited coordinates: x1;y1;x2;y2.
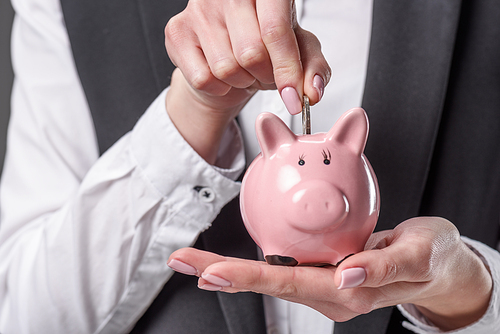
1;0;499;333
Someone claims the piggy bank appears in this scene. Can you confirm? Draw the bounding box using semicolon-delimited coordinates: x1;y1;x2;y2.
240;108;379;266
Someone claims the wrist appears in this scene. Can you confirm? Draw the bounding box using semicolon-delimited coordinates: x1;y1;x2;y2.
166;71;240;165
415;240;492;331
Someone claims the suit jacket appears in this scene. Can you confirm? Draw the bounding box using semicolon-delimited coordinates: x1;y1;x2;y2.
59;0;500;332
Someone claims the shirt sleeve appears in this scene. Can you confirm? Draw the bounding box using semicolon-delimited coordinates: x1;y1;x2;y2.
397;236;500;334
0;0;245;333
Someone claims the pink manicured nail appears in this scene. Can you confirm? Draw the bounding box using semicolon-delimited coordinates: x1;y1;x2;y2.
281;87;302;115
198;283;223;291
338;267;366;290
167;259;198;276
313;75;324;100
201;273;232;287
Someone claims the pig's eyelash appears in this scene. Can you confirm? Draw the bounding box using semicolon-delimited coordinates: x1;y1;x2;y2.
321;149;331;160
322;149;331;165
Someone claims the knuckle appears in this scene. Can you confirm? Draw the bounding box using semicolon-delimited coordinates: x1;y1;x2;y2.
379;258;399;285
274;281;299;298
211;58;239;81
261;267;299;298
273;62;301;83
164;16;186;45
260;22;292;45
237;46;267;69
185;0;213;28
189;0;208;11
189;69;213;91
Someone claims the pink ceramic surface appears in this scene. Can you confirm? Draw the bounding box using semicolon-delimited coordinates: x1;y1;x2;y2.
240;108;380;266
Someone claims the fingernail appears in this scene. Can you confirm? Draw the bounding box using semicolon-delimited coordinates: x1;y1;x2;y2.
313;75;324;100
198;283;223;291
338;267;366;290
281;87;302;115
167;259;198;276
201;273;232;287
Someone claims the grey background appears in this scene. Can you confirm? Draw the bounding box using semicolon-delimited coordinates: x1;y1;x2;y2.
1;0;14;177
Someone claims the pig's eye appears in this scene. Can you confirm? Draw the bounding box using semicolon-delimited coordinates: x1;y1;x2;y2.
298;154;305;166
322;149;331;165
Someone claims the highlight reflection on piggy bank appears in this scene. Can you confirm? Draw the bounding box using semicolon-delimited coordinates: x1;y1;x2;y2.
240;108;379;266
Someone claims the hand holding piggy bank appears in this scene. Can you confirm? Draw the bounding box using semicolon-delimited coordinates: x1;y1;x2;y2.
240;108;379;266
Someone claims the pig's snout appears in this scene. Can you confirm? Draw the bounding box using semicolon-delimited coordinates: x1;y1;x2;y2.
283;180;348;233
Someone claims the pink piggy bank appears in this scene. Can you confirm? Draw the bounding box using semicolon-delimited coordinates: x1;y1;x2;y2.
240;108;379;266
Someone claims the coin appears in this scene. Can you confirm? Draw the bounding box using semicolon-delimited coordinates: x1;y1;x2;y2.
302;95;311;135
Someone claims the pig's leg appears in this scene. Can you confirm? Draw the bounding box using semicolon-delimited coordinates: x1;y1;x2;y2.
265;255;299;266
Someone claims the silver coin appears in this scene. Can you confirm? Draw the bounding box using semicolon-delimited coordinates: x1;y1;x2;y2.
302;95;311;135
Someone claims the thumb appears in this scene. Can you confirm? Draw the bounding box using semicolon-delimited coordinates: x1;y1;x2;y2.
256;0;304;115
334;244;429;290
256;0;330;114
295;26;331;106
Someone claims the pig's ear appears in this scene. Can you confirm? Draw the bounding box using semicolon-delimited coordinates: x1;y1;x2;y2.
327;108;369;155
255;112;296;158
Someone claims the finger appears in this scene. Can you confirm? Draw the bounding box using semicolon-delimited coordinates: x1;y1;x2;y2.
196;259;370;323
200;260;341;299
167;248;225;276
167;247;264;277
198;260;386;318
165;14;232;96
196;18;257;89
257;0;303;114
226;0;275;85
335;237;433;290
185;251;395;320
295;27;331;105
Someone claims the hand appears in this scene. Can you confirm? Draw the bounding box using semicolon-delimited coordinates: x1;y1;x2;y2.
164;0;330;163
168;217;492;331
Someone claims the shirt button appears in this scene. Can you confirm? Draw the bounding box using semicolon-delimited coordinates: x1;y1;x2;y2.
198;187;215;203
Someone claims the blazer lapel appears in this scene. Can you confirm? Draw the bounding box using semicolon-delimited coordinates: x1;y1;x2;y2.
60;0;186;154
337;1;462;333
362;0;463;231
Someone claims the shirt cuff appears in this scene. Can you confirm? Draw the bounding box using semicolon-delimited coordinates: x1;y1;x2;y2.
398;236;500;333
130;88;245;229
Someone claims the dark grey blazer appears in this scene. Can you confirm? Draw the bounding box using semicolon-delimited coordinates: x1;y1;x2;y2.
59;0;500;332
